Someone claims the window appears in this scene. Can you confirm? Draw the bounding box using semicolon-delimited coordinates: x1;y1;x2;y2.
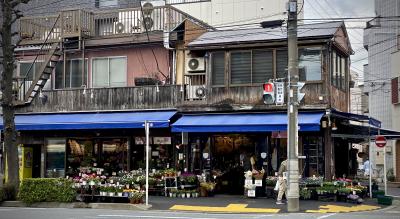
92;57;127;88
230;50;273;85
46;138;66;178
19;61;42;81
299;47;322;81
341;57;346;90
276;49;288;80
55;59;88;89
392;77;399;104
252;50;273;83
211;52;225;85
231;51;251;84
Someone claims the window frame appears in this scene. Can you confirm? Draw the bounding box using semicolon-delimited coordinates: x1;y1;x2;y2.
229;50;253;86
54;58;89;90
18;60;44;81
91;56;128;88
210;51;226;87
229;49;275;87
298;46;323;82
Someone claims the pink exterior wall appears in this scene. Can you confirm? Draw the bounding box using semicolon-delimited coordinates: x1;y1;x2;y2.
85;45;170;87
15;45;170;88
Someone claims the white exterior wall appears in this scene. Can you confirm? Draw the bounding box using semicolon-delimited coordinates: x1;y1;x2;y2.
364;0;400;178
350;71;362;115
391;50;400;178
172;0;303;27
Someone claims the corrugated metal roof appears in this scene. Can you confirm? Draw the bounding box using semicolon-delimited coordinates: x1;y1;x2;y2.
188;21;344;47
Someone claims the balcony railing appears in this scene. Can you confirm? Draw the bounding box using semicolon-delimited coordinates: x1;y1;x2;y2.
19;5;194;45
16;83;327;113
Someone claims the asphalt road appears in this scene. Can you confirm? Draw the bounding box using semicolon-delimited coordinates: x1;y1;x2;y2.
0;206;399;219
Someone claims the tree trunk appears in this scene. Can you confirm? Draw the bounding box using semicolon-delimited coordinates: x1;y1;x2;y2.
1;0;20;188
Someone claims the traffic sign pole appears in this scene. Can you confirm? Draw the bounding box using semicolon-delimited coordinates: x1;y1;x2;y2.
375;134;387;195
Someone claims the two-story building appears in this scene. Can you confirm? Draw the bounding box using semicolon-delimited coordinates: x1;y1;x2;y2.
4;3;398;194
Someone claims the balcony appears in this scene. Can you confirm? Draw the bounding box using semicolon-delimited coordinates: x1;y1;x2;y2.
16;83;327;114
19;5;192;45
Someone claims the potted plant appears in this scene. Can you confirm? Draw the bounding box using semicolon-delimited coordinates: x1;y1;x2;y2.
180;191;186;198
191;190;198;198
185;190;191;198
108;187;116;197
170;188;177;197
130;191;144;204
99;187;107;196
116;187;123;197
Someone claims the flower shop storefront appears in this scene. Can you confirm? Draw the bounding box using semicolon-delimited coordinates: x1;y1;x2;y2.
171;111;326;196
13;110;177;179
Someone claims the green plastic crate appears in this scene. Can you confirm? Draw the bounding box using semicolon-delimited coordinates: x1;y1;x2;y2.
372;190;385;198
377;195;393;205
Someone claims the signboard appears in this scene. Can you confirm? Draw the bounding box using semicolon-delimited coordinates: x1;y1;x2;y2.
255;180;263;187
153;137;172;145
275;82;285;105
375;135;387;148
247;190;256;197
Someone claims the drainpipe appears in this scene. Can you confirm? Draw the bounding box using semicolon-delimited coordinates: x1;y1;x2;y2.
164;27;176;84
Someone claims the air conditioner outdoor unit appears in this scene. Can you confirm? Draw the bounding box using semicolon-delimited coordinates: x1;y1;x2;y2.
117;12;142;34
186;85;206;100
186;57;205;72
141;0;165;31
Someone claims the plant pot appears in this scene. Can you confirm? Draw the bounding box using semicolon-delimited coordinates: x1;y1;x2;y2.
186;193;191;198
123;192;129;197
200;187;208;197
100;191;106;196
181;194;185;198
117;192;123;197
108;192;115;197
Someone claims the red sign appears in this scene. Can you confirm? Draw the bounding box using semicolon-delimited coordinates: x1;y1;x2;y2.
375;135;387;148
263;83;274;92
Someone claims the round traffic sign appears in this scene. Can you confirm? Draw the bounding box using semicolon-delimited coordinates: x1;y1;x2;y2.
375;135;387;148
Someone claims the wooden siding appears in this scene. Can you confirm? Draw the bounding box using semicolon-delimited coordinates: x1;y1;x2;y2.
184;19;207;47
179;83;326;111
330;86;348;112
16;83;327;113
16;86;181;113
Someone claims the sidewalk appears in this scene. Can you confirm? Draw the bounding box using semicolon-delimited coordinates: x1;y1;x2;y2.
149;195;384;213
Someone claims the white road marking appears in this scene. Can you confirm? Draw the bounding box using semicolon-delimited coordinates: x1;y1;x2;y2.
317;213;337;219
97;215;217;219
386;211;400;214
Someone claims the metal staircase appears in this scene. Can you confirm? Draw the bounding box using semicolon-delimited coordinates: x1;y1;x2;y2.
15;15;62;106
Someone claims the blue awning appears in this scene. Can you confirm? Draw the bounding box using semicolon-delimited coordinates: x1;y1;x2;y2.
171;112;324;133
330;108;381;128
0;111;176;131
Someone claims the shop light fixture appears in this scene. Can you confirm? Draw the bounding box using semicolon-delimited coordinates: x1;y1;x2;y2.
331;121;338;131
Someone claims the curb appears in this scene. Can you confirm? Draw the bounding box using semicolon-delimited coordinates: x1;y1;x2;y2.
0;201;151;211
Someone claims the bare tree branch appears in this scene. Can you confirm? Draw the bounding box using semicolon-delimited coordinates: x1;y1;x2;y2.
11;0;30;8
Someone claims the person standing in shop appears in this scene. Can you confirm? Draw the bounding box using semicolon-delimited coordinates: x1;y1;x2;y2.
276;157;287;205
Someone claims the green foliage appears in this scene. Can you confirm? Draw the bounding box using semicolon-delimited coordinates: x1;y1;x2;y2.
18;178;76;204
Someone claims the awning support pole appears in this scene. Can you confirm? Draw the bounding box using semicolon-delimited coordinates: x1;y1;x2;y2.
145;120;150;206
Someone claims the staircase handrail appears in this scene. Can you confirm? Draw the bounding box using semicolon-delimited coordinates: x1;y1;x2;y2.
18;14;61;93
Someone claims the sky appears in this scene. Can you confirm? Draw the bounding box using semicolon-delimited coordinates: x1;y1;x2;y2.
304;0;375;82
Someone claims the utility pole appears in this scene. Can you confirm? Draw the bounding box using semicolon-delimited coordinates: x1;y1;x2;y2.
287;0;300;212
